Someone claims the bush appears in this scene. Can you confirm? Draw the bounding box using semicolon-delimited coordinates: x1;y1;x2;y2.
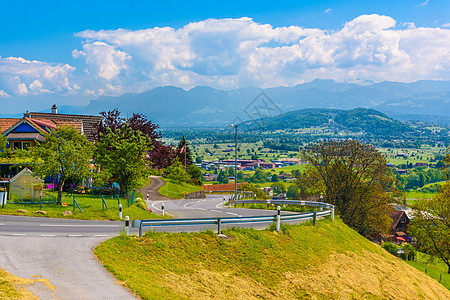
134;198;147;210
382;242;399;256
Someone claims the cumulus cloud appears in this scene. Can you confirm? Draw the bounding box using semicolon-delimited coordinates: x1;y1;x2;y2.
71;15;450;92
0;56;75;96
0;90;10;98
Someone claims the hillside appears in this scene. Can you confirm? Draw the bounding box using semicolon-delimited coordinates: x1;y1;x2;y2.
44;79;450;127
243;107;413;136
95;219;450;299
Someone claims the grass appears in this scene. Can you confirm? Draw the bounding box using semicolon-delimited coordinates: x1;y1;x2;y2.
0;191;167;221
406;253;450;290
158;178;204;199
0;268;55;299
95;218;450;299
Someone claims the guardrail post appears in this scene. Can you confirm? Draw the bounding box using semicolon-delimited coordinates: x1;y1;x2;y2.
331;208;334;221
276;206;281;232
217;218;222;234
223;197;225;207
119;204;122;219
161;203;165;216
146;194;149;202
139;223;142;238
313;211;317;226
125;216;129;236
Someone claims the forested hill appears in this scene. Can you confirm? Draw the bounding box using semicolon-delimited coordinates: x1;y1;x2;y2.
243;108;413;136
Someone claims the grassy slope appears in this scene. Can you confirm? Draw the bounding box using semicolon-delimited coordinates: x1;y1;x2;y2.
95;218;450;300
0;268;55;299
158;178;204;199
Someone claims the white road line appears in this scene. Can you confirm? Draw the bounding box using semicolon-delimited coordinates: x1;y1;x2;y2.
210;210;221;213
225;212;241;217
68;234;83;237
12;233;27;236
215;202;224;208
41;234;55;237
0;223;5;226
40;224;119;227
197;208;206;211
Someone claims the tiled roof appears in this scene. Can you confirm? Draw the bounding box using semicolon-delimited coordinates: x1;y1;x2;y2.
27;112;101;142
7;132;45;141
0;118;21;134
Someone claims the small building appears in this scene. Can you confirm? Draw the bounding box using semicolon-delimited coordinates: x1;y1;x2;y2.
9;168;43;201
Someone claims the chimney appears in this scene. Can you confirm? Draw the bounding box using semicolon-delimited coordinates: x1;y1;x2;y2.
52;104;57;114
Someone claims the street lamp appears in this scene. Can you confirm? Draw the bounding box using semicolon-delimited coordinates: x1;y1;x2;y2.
230;124;238;204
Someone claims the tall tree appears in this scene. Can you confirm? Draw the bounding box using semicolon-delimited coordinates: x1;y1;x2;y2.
94;124;151;194
409;154;450;273
177;135;194;166
32;126;93;204
298;140;397;239
97;109;175;169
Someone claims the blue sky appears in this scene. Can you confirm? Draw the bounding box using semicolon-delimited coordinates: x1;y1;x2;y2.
0;0;449;113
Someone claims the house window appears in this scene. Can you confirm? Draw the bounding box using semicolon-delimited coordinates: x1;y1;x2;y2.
13;142;22;149
12;141;32;150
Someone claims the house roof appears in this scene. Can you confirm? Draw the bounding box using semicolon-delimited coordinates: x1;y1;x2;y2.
27;112;101;142
389;210;409;231
0;118;21;134
7;132;45;141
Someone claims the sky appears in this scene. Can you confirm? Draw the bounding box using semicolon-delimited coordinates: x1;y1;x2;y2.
0;0;449;113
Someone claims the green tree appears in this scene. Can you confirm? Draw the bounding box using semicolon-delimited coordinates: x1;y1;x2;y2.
286;184;300;199
298;140;396;239
0;135;7;151
177;135;194;166
271;174;279;182
217;170;228;184
94;124;151;194
237;171;244;182
271;182;286;195
32;126;93;204
164;158;190;183
409;181;450;273
187;164;203;185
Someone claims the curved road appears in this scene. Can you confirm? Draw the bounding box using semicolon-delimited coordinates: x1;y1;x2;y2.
0;179;303;299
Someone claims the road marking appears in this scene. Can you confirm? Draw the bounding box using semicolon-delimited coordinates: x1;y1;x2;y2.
225;212;240;216
68;234;83;237
12;233;27;236
197;208;206;211
40;224;119;227
210;210;221;213
41;234;55;237
215;202;224;208
0;223;5;226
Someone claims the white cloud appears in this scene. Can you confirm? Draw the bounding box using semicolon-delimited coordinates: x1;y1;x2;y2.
71;15;450;91
0;90;10;98
417;0;429;7
0;56;75;96
324;8;332;14
442;23;450;28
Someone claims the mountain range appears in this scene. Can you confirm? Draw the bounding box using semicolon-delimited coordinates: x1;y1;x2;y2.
18;79;450;127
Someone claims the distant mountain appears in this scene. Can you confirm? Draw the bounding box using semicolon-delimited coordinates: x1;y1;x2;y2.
242;108;412;137
64;79;450;127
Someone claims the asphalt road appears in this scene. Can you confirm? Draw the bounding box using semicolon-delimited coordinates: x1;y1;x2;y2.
0;186;303;299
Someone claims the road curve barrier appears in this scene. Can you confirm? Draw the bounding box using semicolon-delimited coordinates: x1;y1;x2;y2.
131;200;334;237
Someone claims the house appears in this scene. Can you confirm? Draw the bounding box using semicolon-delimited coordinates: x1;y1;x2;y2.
387;210;411;243
1;105;101;149
0;105;102;179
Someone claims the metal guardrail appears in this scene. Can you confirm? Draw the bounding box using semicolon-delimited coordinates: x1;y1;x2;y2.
131;200;334;237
